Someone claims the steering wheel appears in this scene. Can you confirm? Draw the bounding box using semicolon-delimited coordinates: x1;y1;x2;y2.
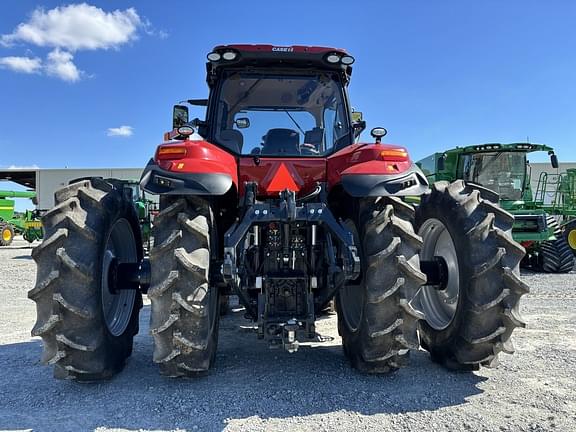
299;143;319;155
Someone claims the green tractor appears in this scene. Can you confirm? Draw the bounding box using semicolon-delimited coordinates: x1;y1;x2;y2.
0;190;43;246
418;143;575;273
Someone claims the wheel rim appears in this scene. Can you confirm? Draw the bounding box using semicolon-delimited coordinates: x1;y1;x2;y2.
417;218;460;330
340;220;364;332
2;228;11;242
101;219;137;337
568;229;576;250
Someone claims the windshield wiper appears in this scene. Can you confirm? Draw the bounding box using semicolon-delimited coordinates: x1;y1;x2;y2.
284;110;305;135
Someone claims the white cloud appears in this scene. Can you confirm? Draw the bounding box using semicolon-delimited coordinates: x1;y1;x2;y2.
107;126;133;137
1;3;142;51
0;56;42;73
7;164;40;169
45;49;81;82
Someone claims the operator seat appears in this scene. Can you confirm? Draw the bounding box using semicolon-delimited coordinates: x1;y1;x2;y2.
219;129;244;153
261;128;300;155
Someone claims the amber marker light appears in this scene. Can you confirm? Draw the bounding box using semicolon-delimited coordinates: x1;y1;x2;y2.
157;146;187;160
380;149;408;161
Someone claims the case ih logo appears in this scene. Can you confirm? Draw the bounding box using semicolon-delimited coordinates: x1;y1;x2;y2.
272;47;294;52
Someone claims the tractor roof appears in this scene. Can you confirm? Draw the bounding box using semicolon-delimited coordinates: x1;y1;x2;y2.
205;44;354;84
214;44;349;55
446;143;554;154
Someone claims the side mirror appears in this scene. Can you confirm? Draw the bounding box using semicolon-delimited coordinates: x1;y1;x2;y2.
370;127;387;144
172;105;189;129
550;153;559;169
235;117;250;129
351;111;363;123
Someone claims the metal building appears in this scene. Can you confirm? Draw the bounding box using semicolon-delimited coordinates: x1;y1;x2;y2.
0;168;145;210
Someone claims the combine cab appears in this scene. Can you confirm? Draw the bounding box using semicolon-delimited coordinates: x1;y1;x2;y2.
418;143;575;273
31;45;528;380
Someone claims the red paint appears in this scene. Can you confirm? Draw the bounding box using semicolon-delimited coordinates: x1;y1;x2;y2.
327;143;413;188
214;44;348;55
154;139;414;198
239;157;325;198
154;140;239;189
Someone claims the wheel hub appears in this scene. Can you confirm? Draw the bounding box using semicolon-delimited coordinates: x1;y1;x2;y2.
101;219;137;337
416;218;460;330
2;228;11;242
568;229;576;251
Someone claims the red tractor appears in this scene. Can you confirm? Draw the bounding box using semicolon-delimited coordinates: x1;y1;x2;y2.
30;45;528;380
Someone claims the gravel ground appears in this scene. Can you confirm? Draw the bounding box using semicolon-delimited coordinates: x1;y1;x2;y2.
1;237;575;432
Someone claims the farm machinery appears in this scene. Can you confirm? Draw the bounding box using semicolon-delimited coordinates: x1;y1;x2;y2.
30;45;528;381
418;144;575;272
0;190;43;246
121;180;157;247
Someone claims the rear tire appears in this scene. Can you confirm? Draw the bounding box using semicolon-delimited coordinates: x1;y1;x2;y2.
29;178;143;381
149;197;220;377
0;223;14;246
414;181;528;370
337;197;425;373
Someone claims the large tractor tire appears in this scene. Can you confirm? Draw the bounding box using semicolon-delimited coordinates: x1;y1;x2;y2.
29;178;143;381
337;196;426;373
563;219;576;257
538;216;574;273
414;180;529;370
0;223;14;246
149;197;220;377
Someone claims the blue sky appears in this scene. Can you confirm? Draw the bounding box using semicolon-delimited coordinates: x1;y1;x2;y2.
1;0;575;177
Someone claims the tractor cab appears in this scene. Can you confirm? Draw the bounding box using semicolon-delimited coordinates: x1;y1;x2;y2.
166;45;364;156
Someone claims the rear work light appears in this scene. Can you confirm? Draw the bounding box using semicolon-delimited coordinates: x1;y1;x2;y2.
157;146;187;160
326;54;341;63
325;53;355;65
207;50;238;62
341;55;355;65
222;51;238;60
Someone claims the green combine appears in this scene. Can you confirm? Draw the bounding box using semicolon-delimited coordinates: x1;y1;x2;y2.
0;190;43;246
418;143;575;273
122;180;156;248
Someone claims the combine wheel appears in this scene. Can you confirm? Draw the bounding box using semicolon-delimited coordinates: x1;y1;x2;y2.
538;216;574;273
414;180;528;370
337;197;426;373
149;197;220;377
28;178;143;381
0;223;14;246
564;219;576;257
